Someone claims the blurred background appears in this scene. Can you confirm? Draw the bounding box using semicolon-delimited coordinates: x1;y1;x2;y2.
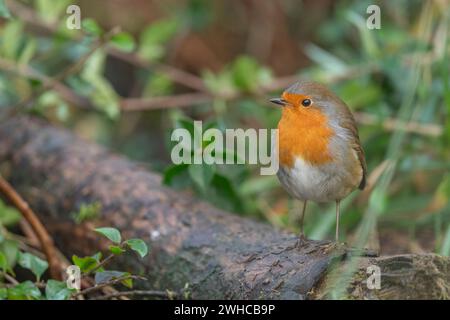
1;0;449;255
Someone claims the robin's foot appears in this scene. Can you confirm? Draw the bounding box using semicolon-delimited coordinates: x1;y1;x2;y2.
295;234;309;248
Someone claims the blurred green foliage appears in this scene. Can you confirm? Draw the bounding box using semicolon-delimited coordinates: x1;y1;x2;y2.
0;0;449;263
1;198;149;299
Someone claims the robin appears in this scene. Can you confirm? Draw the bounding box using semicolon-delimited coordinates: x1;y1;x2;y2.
270;81;367;244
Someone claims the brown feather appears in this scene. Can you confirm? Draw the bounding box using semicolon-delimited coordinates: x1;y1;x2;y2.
335;102;367;190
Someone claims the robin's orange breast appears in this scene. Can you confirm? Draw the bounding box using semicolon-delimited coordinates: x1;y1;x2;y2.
277;105;335;168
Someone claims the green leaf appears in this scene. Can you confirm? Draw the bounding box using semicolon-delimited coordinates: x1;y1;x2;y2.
18;38;36;66
71;255;98;273
35;0;71;23
143;73;173;96
110;32;135;53
109;245;125;255
207;174;243;212
81;50;120;119
8;281;41;300
45;280;74;300
71;202;101;224
0;0;11;19
138;19;178;60
125;239;148;258
230;56;271;92
202;69;236;97
0;200;22;227
162;164;190;187
0;239;19;273
188;164;215;192
121;277;133;289
94;270;127;284
91;252;102;262
82;18;103;36
94;227;121;244
18;252;48;282
0;252;8;273
1;21;24;60
0;287;7;300
36;91;70;121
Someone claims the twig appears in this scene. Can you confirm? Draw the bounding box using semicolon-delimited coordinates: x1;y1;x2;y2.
354;112;443;137
92;290;178;300
2;272;19;285
73;275;146;298
0;175;61;280
107;48;208;92
121;92;212;110
85;253;115;277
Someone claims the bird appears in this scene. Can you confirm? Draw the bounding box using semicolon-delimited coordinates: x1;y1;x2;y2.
270;80;367;244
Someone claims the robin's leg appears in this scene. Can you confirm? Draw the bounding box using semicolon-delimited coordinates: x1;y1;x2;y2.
323;201;379;256
296;200;308;247
335;200;340;243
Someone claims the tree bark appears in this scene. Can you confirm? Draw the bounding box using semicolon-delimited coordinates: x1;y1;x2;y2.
0;116;449;299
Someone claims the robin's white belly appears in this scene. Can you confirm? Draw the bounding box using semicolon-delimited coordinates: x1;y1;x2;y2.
277;156;359;203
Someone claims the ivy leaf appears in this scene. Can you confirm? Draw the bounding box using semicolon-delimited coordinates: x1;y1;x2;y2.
110;32;135;53
45;280;74;300
121;277;133;289
91;252;102;262
163;164;191;189
71;202;101;224
8;281;41;300
125;239;148;258
230;55;271;92
138;19;178;60
0;239;19;274
207;174;243;212
0;200;21;227
71;255;98;273
81;50;120;119
0;287;7;300
18;252;48;282
82;18;102;36
0;252;9;274
94;227;121;244
109;245;125;255
94;270;127;284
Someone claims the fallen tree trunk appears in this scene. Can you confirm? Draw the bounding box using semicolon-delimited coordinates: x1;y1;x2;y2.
0;116;449;299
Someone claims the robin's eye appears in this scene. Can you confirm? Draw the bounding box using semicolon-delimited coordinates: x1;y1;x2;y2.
301;99;312;107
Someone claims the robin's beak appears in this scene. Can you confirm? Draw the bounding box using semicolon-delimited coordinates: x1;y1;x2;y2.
270;98;287;106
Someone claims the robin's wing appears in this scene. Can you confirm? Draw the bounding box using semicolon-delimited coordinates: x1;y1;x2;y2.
337;103;367;190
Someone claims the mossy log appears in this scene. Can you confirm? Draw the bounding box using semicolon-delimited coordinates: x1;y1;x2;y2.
0;116;449;299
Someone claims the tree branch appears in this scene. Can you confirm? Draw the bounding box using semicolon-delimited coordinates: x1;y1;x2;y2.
1;116;449;299
0;175;62;280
